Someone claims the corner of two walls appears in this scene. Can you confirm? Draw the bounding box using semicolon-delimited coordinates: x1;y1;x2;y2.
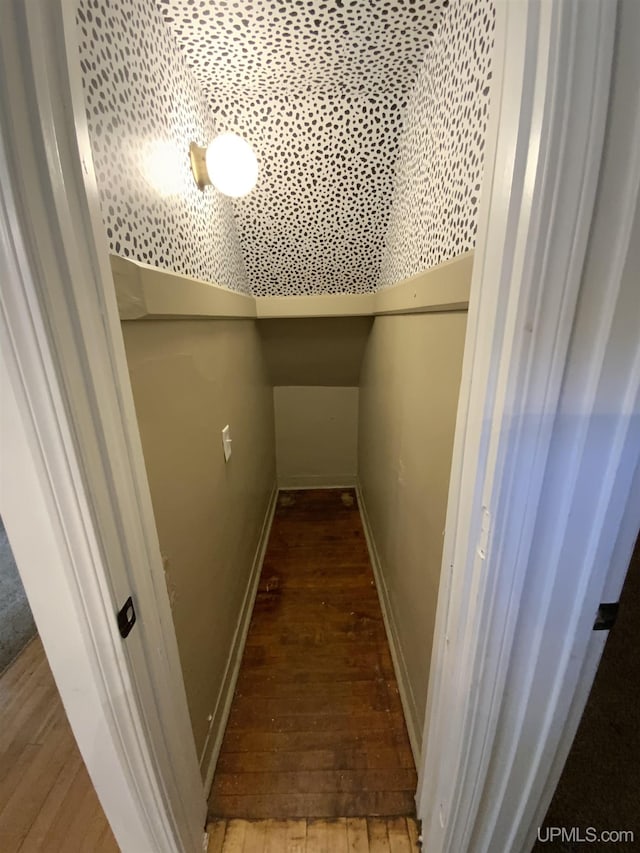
259;318;372;489
358;0;495;755
76;0;276;781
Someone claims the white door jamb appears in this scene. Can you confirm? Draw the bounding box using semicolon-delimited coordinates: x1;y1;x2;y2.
418;1;639;851
0;2;206;850
2;1;638;852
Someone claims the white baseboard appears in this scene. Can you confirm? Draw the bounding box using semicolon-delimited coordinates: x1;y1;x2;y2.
356;482;422;765
200;483;279;796
277;474;357;489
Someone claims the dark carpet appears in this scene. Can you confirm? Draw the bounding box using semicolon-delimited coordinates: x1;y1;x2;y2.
0;515;37;674
533;532;640;852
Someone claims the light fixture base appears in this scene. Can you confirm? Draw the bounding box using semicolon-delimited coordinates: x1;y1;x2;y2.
189;141;210;191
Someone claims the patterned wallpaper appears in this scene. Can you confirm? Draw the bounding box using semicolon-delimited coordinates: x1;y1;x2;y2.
379;0;496;287
76;0;250;293
206;90;401;296
157;0;448;296
76;0;494;297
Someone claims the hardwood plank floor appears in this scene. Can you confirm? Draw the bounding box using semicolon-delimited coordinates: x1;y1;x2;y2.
206;817;421;852
209;489;417;820
0;637;118;852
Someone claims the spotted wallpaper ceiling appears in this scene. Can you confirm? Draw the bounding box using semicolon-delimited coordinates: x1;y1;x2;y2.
380;0;495;285
77;0;495;297
158;0;453;296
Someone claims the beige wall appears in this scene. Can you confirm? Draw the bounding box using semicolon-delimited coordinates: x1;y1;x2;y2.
274;386;359;488
358;310;467;750
121;319;275;772
259;317;372;386
260;317;368;488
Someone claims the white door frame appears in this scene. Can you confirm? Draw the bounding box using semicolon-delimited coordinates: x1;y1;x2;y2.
1;2;638;853
0;2;206;851
418;1;640;851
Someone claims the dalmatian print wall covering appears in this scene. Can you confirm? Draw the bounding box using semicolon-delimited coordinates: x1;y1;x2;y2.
76;0;495;297
379;0;496;286
76;0;250;293
157;0;451;296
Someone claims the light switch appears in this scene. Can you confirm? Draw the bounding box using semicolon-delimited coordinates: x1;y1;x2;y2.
222;424;232;462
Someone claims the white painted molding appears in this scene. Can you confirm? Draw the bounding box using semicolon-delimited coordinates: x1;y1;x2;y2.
201;485;279;795
374;252;472;316
356;483;422;764
0;3;205;850
112;255;256;320
417;2;639;852
112;252;472;321
256;291;376;319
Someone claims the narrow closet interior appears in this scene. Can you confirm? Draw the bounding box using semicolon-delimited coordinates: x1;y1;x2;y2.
115;246;470;829
75;0;495;840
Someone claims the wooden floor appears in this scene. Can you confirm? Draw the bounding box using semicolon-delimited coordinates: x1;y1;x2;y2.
209;489;417;820
207;817;421;851
0;637;118;852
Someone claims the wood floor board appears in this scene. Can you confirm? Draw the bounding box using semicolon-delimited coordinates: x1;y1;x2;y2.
209;790;416;820
209;489;416;821
15;752;84;850
0;642;46;712
244;625;388;646
327;818;350;853
0;722;79;841
213;768;417;797
387;816;413;852
0;681;60;757
232;675;395;700
233;663;396;685
226;710;406;736
223;818;247;851
406;817;420;849
242;818;267;851
218;727;412;756
207;819;227;852
95;824;121;853
0;638;118;851
42;763;109;851
261;818;287;853
304;819;326;853
367;818;391;852
252;593;385;613
239;644;394;669
231;677;399;705
347;817;370;852
205;818;420;851
216;745;414;774
285;818;308;852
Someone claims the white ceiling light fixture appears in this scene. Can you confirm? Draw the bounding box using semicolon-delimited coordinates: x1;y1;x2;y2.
189;133;258;198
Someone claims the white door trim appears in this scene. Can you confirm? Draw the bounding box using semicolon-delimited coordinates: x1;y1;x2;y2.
1;0;638;852
0;2;205;851
418;1;639;852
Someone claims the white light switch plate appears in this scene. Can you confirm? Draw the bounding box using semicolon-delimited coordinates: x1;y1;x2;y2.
222;424;232;462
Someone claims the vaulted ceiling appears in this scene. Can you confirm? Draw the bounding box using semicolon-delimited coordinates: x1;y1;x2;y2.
157;0;449;296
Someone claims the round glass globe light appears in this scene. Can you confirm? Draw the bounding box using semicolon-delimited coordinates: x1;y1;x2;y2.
205;132;258;198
